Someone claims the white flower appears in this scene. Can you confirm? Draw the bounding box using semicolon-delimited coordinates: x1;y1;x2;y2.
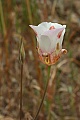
29;22;67;65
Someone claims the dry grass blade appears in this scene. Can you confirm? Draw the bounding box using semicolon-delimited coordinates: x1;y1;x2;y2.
25;0;33;24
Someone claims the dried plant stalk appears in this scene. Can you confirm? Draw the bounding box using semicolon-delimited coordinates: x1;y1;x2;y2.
26;0;33;24
25;0;42;94
0;0;9;64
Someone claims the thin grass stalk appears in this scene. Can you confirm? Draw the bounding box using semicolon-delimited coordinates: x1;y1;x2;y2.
51;0;57;20
0;0;6;36
33;66;51;120
43;0;48;21
0;0;4;108
65;0;76;115
20;62;23;120
26;0;33;24
25;0;43;96
0;0;9;61
19;38;25;120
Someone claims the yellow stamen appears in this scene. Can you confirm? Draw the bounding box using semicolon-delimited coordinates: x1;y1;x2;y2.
42;53;51;65
56;43;59;50
37;42;39;47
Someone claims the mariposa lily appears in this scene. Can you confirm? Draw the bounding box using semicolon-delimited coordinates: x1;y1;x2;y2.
29;22;67;65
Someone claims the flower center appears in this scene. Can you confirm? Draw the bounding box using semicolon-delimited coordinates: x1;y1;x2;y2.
49;26;55;30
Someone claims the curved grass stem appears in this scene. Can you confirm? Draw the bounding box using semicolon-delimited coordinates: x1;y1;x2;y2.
33;66;51;120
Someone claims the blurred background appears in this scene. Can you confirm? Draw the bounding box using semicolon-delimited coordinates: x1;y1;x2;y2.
0;0;80;120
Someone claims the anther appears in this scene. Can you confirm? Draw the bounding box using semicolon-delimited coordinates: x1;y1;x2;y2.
56;43;59;50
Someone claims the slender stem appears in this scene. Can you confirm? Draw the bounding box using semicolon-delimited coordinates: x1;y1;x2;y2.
0;0;6;36
26;0;33;24
33;66;51;120
20;62;23;120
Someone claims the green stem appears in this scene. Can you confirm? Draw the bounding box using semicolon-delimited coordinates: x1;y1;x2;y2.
0;0;6;36
20;63;23;120
33;66;51;120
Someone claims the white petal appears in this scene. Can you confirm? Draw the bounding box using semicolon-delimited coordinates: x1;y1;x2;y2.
30;23;66;53
50;23;66;29
42;27;65;41
63;25;66;29
42;27;66;50
29;25;45;35
29;23;66;35
38;22;53;30
39;35;51;53
59;29;66;45
29;22;55;35
40;22;66;30
29;22;51;35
